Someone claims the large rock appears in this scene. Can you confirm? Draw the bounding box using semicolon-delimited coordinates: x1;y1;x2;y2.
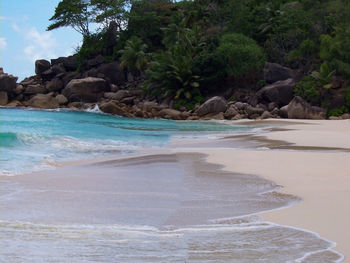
106;90;131;101
24;84;47;95
224;105;239;119
51;55;78;72
35;59;51;75
62;77;107;102
256;78;295;107
287;96;326;119
27;94;59;109
97;62;125;85
87;55;105;69
0;91;8;105
46;78;64;92
263;62;299;84
195;96;228;117
158;108;183;120
99;101;126;115
55;94;68;105
0;72;18;95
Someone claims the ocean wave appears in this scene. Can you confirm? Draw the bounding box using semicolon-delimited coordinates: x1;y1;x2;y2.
0;132;21;147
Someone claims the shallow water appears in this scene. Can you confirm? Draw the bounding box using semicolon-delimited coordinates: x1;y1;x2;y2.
0;108;247;176
0;153;342;262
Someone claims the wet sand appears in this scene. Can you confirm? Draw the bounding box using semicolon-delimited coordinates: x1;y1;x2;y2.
176;119;350;262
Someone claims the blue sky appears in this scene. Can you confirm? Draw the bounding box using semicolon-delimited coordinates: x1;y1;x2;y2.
0;0;82;80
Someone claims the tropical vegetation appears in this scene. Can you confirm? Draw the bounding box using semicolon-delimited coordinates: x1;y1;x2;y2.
48;0;350;112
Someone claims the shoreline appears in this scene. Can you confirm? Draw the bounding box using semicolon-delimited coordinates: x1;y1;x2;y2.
2;117;349;261
174;119;350;261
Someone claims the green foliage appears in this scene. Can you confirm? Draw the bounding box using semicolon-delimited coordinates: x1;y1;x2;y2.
311;63;336;89
48;0;92;37
345;87;350;108
294;76;321;105
46;0;350;112
216;33;266;77
127;0;173;51
320;28;350;79
91;0;129;30
119;36;149;74
76;32;107;71
143;46;202;109
328;107;348;117
192;52;226;94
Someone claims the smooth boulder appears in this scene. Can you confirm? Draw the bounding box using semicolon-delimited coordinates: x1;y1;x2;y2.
0;91;8;105
158;108;183;120
97;62;125;85
99;101;125;116
256;78;295;107
24;84;47;95
55;94;68;105
195;96;227;117
46;78;64;92
263;62;299;84
0;73;18;95
27;94;59;109
35;59;51;75
51;55;78;72
287;96;326;119
62;77;107;102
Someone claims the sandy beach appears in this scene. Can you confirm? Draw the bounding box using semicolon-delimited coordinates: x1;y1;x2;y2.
1;118;349;262
176;119;350;261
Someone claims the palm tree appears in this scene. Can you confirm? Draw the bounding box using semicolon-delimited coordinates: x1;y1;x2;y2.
119;36;149;75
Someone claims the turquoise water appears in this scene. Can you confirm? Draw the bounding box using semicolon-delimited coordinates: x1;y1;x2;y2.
0;108;246;176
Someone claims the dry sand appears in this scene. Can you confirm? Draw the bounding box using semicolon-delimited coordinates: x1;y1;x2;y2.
175;119;350;262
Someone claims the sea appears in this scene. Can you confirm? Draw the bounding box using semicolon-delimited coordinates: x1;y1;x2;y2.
0;107;343;262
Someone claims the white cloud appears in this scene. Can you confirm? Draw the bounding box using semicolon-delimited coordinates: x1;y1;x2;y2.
13;24;57;62
0;38;7;49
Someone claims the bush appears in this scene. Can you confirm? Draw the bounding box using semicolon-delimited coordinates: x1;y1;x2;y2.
345;86;350;108
294;76;321;104
320;29;350;79
216;33;266;77
328;106;349;117
143;45;203;110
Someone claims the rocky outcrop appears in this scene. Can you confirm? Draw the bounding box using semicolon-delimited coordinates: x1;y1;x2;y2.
51;55;78;72
24;84;47;95
195;96;227;117
158;108;182;120
0;71;18;97
99;101;126;115
287;96;326;119
256;78;295;107
0;91;8;105
46;78;64;92
26;94;59;109
62;77;108;102
263;62;300;84
96;62;125;85
35;60;51;75
55;94;68;105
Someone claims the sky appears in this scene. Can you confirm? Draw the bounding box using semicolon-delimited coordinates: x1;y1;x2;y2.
0;0;82;81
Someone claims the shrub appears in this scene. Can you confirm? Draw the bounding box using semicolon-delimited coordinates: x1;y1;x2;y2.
119;36;149;75
216;33;266;77
143;45;202;110
294;76;321;104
